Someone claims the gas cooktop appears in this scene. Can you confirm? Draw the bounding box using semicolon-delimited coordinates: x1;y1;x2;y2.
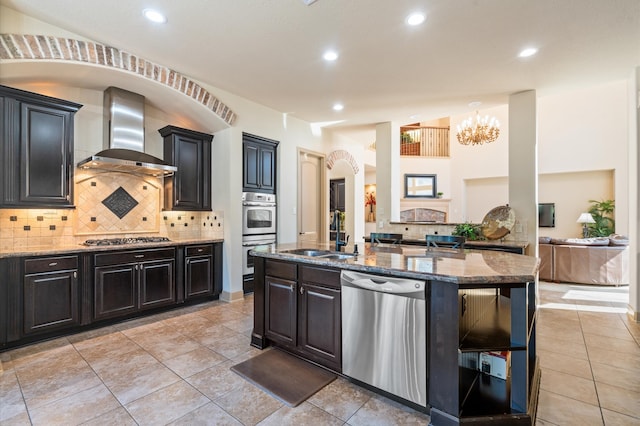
82;236;171;246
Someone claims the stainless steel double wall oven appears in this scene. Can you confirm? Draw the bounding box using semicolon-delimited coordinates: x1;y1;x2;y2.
242;192;276;292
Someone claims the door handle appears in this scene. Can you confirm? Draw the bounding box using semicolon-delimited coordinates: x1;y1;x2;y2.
299;286;304;294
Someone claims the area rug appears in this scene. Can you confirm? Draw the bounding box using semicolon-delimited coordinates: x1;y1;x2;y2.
231;349;336;407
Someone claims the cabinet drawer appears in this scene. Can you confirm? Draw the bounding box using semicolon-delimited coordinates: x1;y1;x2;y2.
300;265;340;289
266;259;297;280
186;245;212;257
25;256;78;274
95;248;175;266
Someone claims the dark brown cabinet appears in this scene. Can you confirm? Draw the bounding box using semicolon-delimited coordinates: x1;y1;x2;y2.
298;265;342;371
262;259;342;371
265;260;297;346
1;241;224;350
429;281;539;425
23;256;79;335
184;243;222;300
160;125;214;211
0;85;81;208
243;133;278;194
93;248;175;321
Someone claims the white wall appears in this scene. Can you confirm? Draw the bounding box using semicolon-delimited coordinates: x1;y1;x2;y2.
538;80;630;235
539;171;614;238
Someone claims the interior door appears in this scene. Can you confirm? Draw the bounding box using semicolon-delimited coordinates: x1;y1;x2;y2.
298;150;324;246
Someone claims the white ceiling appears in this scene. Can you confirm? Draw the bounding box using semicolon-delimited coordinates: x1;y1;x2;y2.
1;0;639;130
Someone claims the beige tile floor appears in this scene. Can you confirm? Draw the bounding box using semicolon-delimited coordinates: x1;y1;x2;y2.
0;282;638;425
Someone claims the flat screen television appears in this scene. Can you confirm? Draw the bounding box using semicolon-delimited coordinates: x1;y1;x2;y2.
539;203;555;228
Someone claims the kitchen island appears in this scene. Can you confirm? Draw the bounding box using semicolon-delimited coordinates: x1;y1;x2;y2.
251;242;540;426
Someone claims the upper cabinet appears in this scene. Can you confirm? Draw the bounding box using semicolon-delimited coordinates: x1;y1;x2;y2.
0;85;82;208
243;133;278;194
160;125;214;211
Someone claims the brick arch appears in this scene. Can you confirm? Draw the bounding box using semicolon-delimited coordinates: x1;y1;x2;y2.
326;149;359;174
0;34;236;125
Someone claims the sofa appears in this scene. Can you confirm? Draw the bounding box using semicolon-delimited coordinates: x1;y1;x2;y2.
538;235;629;286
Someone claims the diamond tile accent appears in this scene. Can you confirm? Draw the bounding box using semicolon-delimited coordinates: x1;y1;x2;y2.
102;187;139;219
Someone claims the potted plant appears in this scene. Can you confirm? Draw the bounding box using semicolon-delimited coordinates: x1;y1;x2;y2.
436;192;443;198
452;222;482;241
587;199;615;237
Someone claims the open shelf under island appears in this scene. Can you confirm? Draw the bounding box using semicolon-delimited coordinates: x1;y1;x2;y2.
250;242;540;426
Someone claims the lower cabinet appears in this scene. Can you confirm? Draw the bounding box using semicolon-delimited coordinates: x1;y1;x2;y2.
23;255;79;335
264;259;341;372
184;243;222;300
1;241;223;350
94;248;175;321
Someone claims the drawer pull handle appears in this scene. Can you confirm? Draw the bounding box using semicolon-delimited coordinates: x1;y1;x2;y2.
134;255;145;258
197;248;204;252
49;262;58;266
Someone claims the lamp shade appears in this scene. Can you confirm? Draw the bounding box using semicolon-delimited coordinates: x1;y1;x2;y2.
576;213;595;224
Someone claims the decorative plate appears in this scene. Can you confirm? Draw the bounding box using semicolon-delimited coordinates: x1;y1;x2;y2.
481;205;515;240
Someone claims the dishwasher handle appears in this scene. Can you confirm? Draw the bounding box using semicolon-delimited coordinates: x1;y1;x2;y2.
341;270;425;299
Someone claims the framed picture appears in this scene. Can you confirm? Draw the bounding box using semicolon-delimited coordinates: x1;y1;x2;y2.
404;174;437;198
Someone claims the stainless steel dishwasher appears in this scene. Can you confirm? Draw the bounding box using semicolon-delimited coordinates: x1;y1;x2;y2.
341;270;426;407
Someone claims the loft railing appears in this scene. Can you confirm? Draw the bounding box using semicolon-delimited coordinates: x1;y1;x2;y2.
400;126;450;157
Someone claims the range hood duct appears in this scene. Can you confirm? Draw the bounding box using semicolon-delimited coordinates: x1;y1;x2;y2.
77;87;177;177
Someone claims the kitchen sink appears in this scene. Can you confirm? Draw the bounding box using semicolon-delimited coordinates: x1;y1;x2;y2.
282;248;356;260
319;253;356;260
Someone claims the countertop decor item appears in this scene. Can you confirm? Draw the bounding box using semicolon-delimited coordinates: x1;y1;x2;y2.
481;205;515;240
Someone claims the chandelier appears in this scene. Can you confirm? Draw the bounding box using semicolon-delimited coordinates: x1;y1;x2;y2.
456;112;500;145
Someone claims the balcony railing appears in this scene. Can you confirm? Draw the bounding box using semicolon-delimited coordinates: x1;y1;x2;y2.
401;126;450;157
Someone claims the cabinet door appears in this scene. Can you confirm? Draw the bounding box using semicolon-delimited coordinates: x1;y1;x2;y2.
243;136;277;193
24;270;78;334
161;125;213;211
140;259;175;309
265;275;297;346
19;101;74;206
259;144;276;192
94;264;137;320
185;255;213;299
298;282;342;370
243;141;260;191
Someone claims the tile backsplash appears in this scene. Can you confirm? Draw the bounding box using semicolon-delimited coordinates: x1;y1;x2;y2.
0;171;224;251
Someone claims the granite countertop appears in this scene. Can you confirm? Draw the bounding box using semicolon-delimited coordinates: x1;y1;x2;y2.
251;242;539;285
0;238;224;259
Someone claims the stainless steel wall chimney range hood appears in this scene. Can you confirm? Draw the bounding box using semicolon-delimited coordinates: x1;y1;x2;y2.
77;87;177;177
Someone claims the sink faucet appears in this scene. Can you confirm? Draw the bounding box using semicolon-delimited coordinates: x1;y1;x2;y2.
333;210;349;252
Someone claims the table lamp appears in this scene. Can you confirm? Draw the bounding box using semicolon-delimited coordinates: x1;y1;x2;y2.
576;213;595;238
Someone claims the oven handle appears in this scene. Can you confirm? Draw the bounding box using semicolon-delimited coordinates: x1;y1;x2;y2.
242;241;275;247
242;201;276;207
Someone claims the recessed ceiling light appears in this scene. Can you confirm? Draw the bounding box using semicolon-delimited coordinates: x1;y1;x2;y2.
323;50;338;61
519;47;538;58
143;9;167;23
406;12;426;26
333;103;344;111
